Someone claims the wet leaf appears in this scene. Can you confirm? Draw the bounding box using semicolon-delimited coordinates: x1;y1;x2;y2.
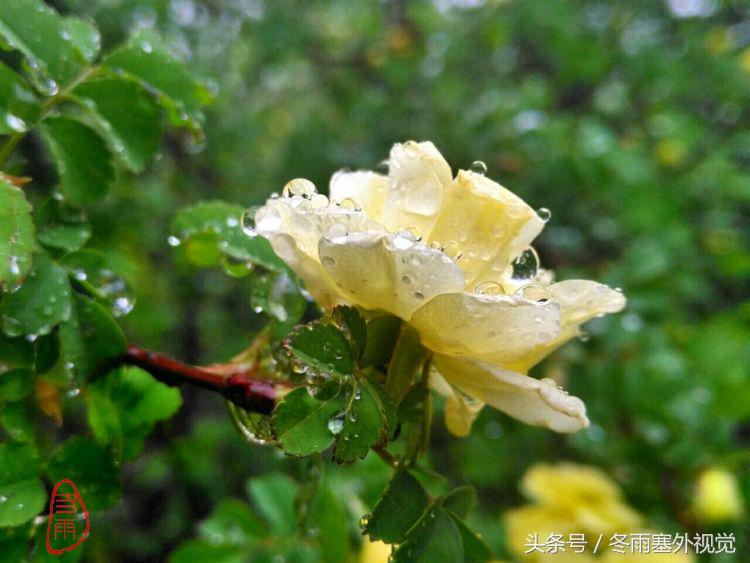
271;386;345;456
0;178;34;292
285;322;354;378
364;470;429;544
0;441;46;527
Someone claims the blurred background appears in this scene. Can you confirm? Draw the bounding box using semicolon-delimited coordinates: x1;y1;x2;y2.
47;0;749;560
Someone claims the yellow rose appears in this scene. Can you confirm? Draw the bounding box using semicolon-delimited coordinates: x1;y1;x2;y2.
253;141;625;435
692;467;745;523
506;463;696;563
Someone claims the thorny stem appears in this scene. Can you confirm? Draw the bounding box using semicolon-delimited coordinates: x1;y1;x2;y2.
120;344;290;415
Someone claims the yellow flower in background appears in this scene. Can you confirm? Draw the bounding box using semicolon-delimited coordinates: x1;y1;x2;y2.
505;463;695;562
254;141;625;435
360;538;391;563
692;467;745;523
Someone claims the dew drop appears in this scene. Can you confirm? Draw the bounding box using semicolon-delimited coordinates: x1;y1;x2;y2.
167;235;181;247
282;178;316;199
377;159;390;174
325;223;348;243
578;331;590;342
401;274;413;285
255;206;282;232
392;231;416;250
511;247;539;280
338;197;358;210
516;284;552;302
309;193;329;209
474;281;504;296
470;160;487;175
327;415;345;435
5;114;26;132
441;240;462;261
321;256;336;267
537;207;552;222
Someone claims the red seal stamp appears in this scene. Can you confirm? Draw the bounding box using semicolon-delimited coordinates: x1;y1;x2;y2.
45;479;90;555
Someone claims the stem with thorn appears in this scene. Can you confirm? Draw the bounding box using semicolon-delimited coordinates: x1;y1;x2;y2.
120;344;291;415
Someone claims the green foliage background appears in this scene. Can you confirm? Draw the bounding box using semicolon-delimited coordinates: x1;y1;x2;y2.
1;0;748;561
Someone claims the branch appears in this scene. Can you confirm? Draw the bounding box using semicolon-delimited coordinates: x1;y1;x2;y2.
121;344;288;415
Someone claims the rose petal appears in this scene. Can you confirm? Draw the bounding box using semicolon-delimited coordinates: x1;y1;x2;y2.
329;170;389;222
410;292;561;363
318;231;465;320
430;169;545;286
382;141;453;238
430;369;484;437
433;354;589;433
504;280;626;372
254;197;385;309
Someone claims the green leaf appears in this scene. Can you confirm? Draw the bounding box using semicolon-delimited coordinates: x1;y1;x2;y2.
391;506;464;563
171;201;285;272
0;441;46;527
446;511;492;563
35;199;91;252
73;77;162;173
385;324;428;405
304;480;349;563
332;305;367;362
103;30;212;131
0;400;34;441
441;485;477;520
199;498;266;545
246;473;299;535
0;61;40;134
333;380;386;463
0;253;72;337
47;436;120;510
86;366;182;460
361;314;402;369
364;470;429;544
368;377;398;439
60;249;135;317
41;117;114;206
58;293;126;381
249;271;306;340
0;178;34;292
0;333;34;369
285;322;354;378
169;541;245;563
0;368;33;402
0;0;96;92
271;386;345;456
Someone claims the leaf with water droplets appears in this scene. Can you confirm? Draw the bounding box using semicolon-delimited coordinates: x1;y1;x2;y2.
333;380;386;463
47;436;121;510
0;253;71;337
364;469;429;544
285;321;355;378
58;293;126;381
73;76;162;173
35;198;91;252
271;386;346;456
0;441;46;527
391;506;464;563
332;305;367;362
0;0;96;92
172;201;286;272
0;178;34;292
0;61;40;134
86;367;182;461
103;29;213;133
42;117;114;206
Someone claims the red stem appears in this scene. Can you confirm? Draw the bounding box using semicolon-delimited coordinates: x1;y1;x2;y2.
122;344;282;415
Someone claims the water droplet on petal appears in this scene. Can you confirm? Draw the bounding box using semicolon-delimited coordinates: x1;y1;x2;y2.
470;160;487;175
511;247;539;281
325;223;348;243
392;231;416;250
537;207;552;222
255;206;283;232
282;178;316;199
475;281;504;295
377;159;390;174
309;193;329;209
441;240;462;261
516;284;552;302
338;197;358;210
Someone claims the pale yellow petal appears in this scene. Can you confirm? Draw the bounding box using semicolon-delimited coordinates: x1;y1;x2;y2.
693;467;745;523
434;354;589;432
254;196;385;309
505;280;626;372
430;369;484;437
522;463;623;506
410;292;561;363
504;505;580;559
318;231;465;320
382;141;452;238
329;170;389;222
430;169;545;286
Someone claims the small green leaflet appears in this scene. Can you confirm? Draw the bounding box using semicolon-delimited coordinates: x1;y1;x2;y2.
285;322;355;378
364;469;429;543
271;386;345;456
0;178;34;292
